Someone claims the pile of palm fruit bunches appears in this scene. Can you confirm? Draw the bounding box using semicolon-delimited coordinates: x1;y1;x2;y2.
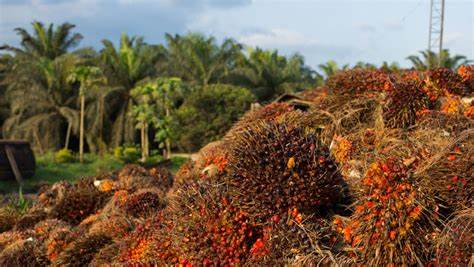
0;66;472;266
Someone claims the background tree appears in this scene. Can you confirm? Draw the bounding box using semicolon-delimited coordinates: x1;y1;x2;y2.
165;33;242;86
2;55;79;153
68;65;104;163
318;60;349;80
231;48;316;102
0;21;82;60
174;84;255;152
100;33;164;147
407;49;471;70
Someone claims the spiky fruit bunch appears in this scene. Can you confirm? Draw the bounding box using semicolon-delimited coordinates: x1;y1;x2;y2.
0;230;31;251
435;209;474;266
417;110;474;135
299;86;329;102
326;68;392;95
439;95;464;115
0;206;19;233
33;219;69;242
335;158;435;265
14;208;47;231
44;226;77;262
49;183;109;225
0;239;47;267
465;105;474;119
54;233;112;266
226;102;294;139
457;65;474;93
122;188;166;218
167;180;265;266
383;78;431;128
227;116;344;221
88;214;133;240
90;243;120;266
417;139;473;211
331;135;353;164
117;212;176;265
256;212;340;265
117;164;173;192
424;68;467;99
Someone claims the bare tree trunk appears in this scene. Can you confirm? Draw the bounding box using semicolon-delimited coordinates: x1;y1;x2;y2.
140;123;145;161
165;107;171;159
79;94;85;163
64;123;72;150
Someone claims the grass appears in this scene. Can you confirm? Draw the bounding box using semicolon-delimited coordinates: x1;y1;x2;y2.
0;153;188;194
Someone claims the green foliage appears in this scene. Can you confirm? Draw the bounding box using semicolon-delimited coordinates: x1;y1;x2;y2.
174;84;255;152
54;149;75;163
407;49;471;70
114;146;141;163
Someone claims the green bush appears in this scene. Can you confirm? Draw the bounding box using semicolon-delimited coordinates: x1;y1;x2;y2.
174;84;255;152
113;146;141;163
54;149;75;163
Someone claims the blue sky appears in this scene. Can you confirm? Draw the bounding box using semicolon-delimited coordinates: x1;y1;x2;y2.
0;0;472;68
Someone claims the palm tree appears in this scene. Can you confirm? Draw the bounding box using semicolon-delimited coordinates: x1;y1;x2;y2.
231;48;316;102
318;60;349;79
2;54;79;153
165;33;243;86
0;21;83;60
100;33;163;147
407;49;471;70
68;66;104;163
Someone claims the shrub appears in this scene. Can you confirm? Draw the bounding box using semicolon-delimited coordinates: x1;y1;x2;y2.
174;84;255;152
54;149;75;163
113;146;141;163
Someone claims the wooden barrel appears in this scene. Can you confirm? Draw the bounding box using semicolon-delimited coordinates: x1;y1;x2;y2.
0;140;36;181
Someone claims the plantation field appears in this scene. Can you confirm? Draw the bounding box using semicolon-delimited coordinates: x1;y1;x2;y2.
0;67;472;266
0;154;188;194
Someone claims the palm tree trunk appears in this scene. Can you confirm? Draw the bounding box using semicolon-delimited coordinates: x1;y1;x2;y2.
140;123;146;161
64;122;72;149
165;107;171;160
79;94;85;163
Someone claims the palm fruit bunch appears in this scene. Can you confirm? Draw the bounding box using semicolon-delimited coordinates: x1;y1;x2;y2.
326;68;392;95
416;110;474;135
334;158;437;265
0;238;47;266
117;164;173;192
439;95;465;115
90;242;120;266
330;135;353;164
0;206;19;233
168;180;264;266
457;65;474;93
255;212;341;266
49;179;111;225
383;77;431;128
14;208;47;231
227;114;345;222
417;137;473;212
53;233;112;266
117;212;176;265
435;209;473;266
33;219;69;242
225;102;294;139
298;86;329;102
175;141;230;185
87;214;133;240
43;226;76;263
122;188;166;218
0;230;32;252
424;68;467;99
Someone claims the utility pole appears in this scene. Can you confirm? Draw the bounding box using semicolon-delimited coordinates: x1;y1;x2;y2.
428;0;445;65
